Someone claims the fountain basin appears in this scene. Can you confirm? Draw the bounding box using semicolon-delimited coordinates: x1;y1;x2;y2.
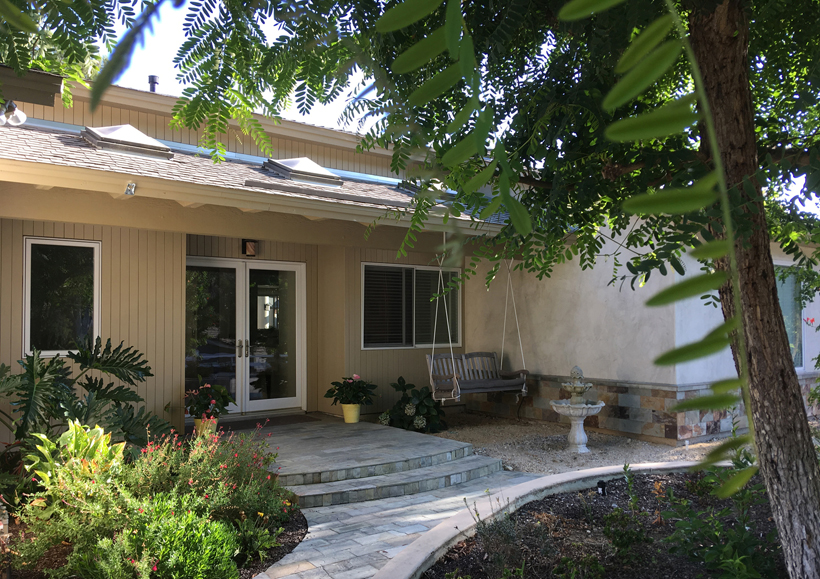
550;400;604;453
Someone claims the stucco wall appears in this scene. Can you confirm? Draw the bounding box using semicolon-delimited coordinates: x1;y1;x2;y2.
463;237;677;385
673;246;820;385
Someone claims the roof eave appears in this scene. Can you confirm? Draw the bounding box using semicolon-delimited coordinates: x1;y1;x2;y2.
0;158;502;235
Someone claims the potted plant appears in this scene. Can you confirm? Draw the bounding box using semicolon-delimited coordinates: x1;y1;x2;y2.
185;383;233;435
324;374;377;423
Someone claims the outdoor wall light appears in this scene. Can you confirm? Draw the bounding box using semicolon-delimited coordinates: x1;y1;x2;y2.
0;101;27;126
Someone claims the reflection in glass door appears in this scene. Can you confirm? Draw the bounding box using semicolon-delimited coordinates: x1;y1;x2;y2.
185;258;305;413
185;265;239;407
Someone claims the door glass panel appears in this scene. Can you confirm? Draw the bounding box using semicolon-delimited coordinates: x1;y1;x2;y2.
185;266;238;403
248;269;297;401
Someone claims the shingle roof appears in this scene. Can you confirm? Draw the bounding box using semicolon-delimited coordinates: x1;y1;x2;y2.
0;124;426;212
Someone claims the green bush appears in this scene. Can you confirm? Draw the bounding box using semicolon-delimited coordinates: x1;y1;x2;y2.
663;467;780;578
69;493;240;579
379;377;446;433
15;423;294;576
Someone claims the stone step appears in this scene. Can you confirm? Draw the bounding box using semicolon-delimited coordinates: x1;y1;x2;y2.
288;454;502;508
277;442;474;487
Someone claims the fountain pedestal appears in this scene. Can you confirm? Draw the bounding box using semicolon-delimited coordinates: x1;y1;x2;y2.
549;400;605;453
550;366;605;453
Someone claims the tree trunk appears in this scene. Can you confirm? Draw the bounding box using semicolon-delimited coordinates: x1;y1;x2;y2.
689;1;820;577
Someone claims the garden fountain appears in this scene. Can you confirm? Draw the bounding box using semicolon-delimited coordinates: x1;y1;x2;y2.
550;366;605;453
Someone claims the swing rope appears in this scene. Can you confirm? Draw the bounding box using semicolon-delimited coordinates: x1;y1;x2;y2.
430;232;458;401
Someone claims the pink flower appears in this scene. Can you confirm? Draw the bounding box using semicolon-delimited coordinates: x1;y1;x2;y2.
346;379;352;383
202;384;211;388
153;565;157;572
210;399;216;405
352;374;360;380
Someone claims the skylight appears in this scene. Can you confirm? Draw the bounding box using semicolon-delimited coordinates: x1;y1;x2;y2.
263;157;342;187
81;124;173;160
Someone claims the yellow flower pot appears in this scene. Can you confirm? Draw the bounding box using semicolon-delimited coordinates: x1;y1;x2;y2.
341;404;361;424
194;417;218;436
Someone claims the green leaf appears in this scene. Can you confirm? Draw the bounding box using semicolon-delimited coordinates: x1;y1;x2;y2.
473;107;494;150
705;316;739;340
603;40;682;111
715;466;758;499
459;33;476;80
623;171;719;215
479;195;503;219
646;271;727;307
499;172;532;235
464;160;498;194
447;96;480;133
669;256;685;276
442;134;479;167
711;378;744;394
408;64;462;107
445;0;462;57
376;0;444;32
392;27;447;74
558;0;627;21
605;93;699;142
0;0;37;33
654;335;730;365
672;393;740;412
699;434;753;468
690;240;731;260
615;15;674;74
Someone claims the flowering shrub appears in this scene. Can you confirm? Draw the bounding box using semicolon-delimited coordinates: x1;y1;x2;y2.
15;423;294;576
69;493;240;579
383;377;447;433
324;374;378;406
185;382;234;419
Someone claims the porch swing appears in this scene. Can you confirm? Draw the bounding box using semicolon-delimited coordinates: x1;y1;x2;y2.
426;242;529;404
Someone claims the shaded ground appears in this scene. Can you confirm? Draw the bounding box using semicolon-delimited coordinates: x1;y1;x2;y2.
434;412;722;473
423;472;787;579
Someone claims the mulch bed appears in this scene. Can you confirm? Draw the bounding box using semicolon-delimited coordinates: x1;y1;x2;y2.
423;472;788;579
3;509;307;579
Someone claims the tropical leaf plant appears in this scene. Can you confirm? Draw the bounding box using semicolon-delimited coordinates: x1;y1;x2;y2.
0;338;169;459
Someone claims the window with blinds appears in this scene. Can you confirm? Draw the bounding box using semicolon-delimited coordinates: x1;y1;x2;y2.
362;265;460;348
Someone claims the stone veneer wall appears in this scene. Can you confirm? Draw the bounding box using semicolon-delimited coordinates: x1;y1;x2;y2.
464;372;820;445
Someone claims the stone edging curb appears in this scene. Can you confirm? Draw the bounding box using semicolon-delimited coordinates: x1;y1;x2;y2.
372;460;702;579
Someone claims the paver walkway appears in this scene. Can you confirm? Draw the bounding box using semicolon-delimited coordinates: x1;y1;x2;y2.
260;470;539;579
252;415;540;579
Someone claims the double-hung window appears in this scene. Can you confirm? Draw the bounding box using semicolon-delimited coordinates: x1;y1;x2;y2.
24;238;101;356
775;266;803;368
362;264;460;349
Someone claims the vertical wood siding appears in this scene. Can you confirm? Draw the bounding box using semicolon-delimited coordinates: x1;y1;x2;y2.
19;98;398;178
186;236;320;412
345;247;465;414
0;219;186;442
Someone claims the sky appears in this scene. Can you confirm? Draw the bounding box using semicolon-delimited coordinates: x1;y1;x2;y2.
111;1;365;132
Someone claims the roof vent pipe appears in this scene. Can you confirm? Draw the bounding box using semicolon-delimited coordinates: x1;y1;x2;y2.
148;75;159;92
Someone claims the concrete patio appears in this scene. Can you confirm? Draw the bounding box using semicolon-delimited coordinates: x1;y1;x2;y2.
253;414;539;579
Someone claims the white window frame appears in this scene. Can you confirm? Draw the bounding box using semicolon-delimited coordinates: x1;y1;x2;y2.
24;237;101;357
774;262;805;371
361;262;462;351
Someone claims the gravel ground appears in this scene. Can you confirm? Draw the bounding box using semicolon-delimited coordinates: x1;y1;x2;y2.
433;412;723;474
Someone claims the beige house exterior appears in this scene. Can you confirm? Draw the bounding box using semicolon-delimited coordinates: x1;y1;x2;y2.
0;83;816;446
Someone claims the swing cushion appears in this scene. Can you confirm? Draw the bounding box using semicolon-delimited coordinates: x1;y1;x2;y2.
427;352;528;397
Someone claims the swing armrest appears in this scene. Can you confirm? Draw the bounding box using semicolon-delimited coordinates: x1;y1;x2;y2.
499;369;529;379
431;373;459;382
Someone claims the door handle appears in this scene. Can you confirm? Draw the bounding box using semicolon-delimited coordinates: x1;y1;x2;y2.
245;339;250;358
237;341;244;358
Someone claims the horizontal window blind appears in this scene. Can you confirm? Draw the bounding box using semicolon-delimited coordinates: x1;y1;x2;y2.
363;266;413;347
414;270;458;345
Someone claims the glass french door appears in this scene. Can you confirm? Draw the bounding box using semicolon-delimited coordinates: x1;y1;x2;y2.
185;258;305;413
